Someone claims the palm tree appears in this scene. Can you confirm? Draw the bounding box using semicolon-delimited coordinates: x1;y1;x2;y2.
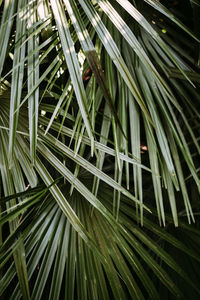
0;0;200;299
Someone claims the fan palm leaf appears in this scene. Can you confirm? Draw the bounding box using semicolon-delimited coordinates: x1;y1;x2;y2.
0;0;200;299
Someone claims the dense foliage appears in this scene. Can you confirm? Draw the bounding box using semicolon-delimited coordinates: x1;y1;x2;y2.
0;0;200;299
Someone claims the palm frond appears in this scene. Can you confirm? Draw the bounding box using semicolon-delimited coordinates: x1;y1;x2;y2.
0;0;200;298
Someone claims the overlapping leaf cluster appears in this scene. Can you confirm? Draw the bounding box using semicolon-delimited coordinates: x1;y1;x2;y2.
0;0;200;299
